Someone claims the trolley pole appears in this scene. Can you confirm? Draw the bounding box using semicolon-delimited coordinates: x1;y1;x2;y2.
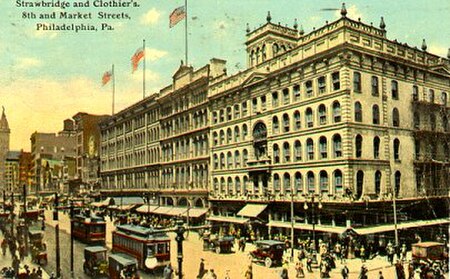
70;199;74;277
53;193;61;278
175;219;185;279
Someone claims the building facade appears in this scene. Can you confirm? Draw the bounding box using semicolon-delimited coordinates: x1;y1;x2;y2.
18;150;33;194
5;151;20;193
0;107;10;191
30;119;77;193
207;8;449;237
73;112;109;194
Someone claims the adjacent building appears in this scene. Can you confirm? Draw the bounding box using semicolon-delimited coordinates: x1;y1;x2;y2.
0;108;10;191
18;150;33;193
5;151;20;193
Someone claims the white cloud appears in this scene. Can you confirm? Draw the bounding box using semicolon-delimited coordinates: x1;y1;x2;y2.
145;48;168;61
140;8;161;25
334;4;363;21
16;57;42;70
131;69;161;83
429;44;448;58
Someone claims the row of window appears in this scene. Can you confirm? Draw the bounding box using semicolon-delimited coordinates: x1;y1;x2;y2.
161;136;209;162
101;171;159;189
413;112;449;132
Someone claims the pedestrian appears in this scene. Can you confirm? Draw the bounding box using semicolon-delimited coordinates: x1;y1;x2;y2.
1;238;7;256
197;258;206;279
163;263;173;279
395;260;406;279
37;267;43;278
378;270;384;279
401;243;407;262
306;255;313;273
360;245;366;262
244;265;253;279
279;268;289;279
208;269;217;279
358;265;368;279
295;260;305;278
341;265;349;279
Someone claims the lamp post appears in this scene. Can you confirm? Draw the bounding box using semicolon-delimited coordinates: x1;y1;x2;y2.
304;194;322;261
290;186;295;262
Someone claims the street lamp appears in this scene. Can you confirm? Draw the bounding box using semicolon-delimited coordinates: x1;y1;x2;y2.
303;194;322;262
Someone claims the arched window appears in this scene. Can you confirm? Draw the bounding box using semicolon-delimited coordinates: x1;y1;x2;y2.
283;88;290;104
391;80;399;100
372;105;380;124
273;144;280;163
273;116;280;134
355;135;363;158
392;108;400;127
219;109;225;122
355;102;363;122
306;138;314;160
242;124;248;140
220;177;225;193
283;113;290;132
333;134;342;157
272;92;279;108
306;108;313;127
372;76;379;96
441;92;448;106
393;138;400;161
243;176;248;194
305;80;313;97
373;136;380;159
294;111;301;130
294;140;302;161
375;171;381;196
334;170;343;194
318;104;327;125
227;128;232;143
213;154;219;169
234;126;240;142
412;85;419;101
356;170;364;199
213;132;218;146
273;173;280;193
395;171;401;197
235;177;241;194
333;101;341;123
250;50;255;66
283;142;290;162
272;43;279;56
284;173;291;194
213;178;219;192
255;47;260;64
261;45;267;61
227;177;233;194
353;72;362;92
234;104;240;119
295;172;303;194
429;89;435;103
319;136;327;159
243;149;248;165
234;150;241;168
318;76;326;94
227;152;233;169
307;172;315;193
219;130;225;145
319;171;329;193
220;153;225;169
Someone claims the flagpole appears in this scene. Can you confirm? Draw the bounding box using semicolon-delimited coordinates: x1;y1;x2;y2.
185;0;188;65
112;64;115;115
143;39;146;99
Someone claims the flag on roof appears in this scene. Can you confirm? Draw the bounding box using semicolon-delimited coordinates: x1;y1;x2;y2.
169;6;186;28
102;70;112;86
131;47;145;73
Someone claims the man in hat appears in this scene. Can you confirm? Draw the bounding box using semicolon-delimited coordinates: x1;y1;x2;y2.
197;258;206;279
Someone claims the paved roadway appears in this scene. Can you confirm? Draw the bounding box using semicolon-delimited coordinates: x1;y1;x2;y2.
42;210;405;279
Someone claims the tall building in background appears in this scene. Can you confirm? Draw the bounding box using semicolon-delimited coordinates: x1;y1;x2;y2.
18;150;33;193
0;107;10;191
30;119;77;193
72;112;109;194
5;151;20;193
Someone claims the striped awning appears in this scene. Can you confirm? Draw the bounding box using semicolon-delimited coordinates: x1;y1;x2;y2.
207;215;250;224
237;204;267;218
352;218;450;235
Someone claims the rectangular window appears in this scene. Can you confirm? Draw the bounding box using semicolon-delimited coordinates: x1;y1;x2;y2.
293;85;300;102
353;72;362;93
219;110;224;122
318;76;326;94
332;72;340;91
412;86;419;101
261;95;267;111
305;80;313;97
234;105;240;119
392;80;399;100
372;76;379;96
227;107;232;121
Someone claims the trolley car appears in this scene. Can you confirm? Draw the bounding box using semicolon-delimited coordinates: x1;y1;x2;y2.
112;224;170;271
71;213;106;244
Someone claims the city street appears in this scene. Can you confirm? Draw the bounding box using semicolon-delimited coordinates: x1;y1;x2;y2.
42;210;404;279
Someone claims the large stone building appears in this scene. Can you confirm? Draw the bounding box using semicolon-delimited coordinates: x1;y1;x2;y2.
30;119;77;193
98;6;449;239
73;112;109;194
207;8;449;239
0;107;10;191
5;151;20;193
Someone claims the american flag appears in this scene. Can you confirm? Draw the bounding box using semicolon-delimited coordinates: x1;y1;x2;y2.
131;47;145;73
169;6;186;28
102;70;112;86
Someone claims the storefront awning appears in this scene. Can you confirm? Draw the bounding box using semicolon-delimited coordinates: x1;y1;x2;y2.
207;215;250;224
135;205;160;214
164;207;188;216
183;208;209;218
237;204;267;218
111;197;145;206
267;220;347;234
108;204;137;211
352;218;450;235
91;198;111;208
152;206;174;215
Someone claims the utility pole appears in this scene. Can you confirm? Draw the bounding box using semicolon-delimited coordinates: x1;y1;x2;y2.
175;219;185;279
70;199;74;277
53;193;61;278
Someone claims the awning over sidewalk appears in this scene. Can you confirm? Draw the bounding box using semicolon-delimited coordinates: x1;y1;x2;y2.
183;208;209;218
135;205;160;214
152;206;174;215
111;196;145;206
237;204;267;218
352;218;450;235
267;220;347;234
91;197;111;208
207;215;250;224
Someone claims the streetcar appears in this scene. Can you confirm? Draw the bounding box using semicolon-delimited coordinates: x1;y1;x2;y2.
71;213;106;244
112;224;170;271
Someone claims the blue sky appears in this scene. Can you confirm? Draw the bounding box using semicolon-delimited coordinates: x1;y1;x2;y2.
0;0;449;151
